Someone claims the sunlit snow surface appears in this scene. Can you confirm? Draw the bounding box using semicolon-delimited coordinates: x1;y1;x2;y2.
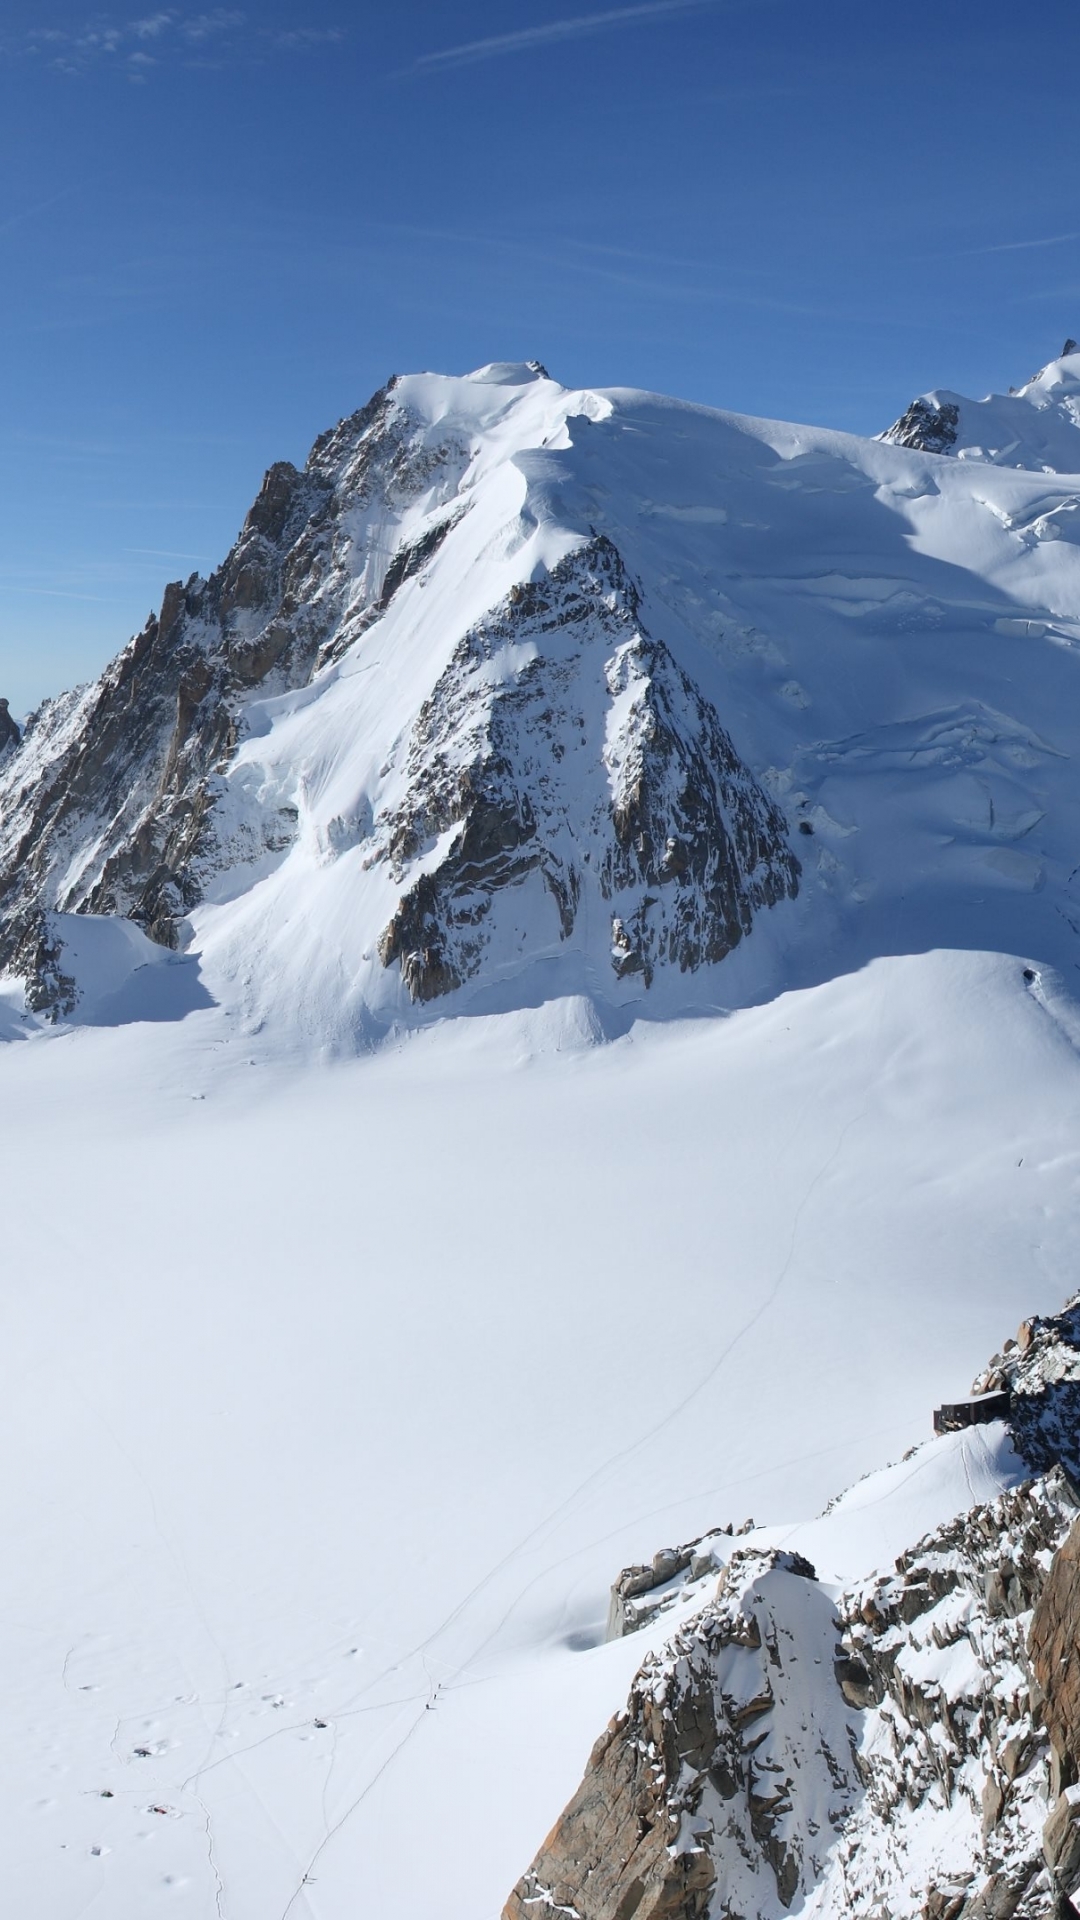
5;360;1080;1916
1;951;1078;1917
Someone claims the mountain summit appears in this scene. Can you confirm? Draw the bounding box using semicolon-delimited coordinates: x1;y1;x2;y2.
883;338;1080;470
2;352;1080;1042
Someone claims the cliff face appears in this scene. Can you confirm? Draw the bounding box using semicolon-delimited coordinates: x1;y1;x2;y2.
372;535;798;1002
0;369;799;1023
0;380;442;979
505;1548;848;1920
1030;1518;1080;1797
504;1300;1080;1920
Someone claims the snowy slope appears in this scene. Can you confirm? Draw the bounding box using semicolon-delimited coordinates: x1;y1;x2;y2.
3;353;1080;1918
4;354;1080;1043
883;339;1080;471
3;950;1080;1919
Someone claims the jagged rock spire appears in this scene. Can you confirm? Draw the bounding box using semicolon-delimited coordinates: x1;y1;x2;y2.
0;698;19;757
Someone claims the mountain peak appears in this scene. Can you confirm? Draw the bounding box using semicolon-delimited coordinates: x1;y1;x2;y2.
466;359;553;385
883;339;1080;467
2;358;1080;1043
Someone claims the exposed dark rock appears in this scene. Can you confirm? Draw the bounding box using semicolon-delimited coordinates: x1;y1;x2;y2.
1030;1517;1080;1791
505;1550;846;1920
20;912;78;1020
0;378;467;966
373;536;799;1002
506;1360;1080;1920
376;511;460;611
885;397;961;454
0;699;19;758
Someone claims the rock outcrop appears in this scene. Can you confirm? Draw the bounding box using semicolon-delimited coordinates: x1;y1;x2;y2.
971;1298;1080;1485
0;699;19;759
372;536;799;1002
505;1299;1080;1920
880;342;1080;471
1030;1516;1080;1797
0;381;407;988
505;1549;845;1920
884;396;961;454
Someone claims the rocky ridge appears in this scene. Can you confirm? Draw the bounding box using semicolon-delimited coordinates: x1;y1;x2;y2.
883;397;961;456
373;534;798;1001
0;369;799;1019
0;380;448;989
882;338;1080;471
504;1298;1080;1920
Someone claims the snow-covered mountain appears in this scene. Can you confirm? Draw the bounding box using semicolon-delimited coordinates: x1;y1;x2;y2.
884;338;1080;471
5;350;1080;1920
4;349;1080;1042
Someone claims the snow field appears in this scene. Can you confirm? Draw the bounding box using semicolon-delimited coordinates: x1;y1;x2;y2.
1;945;1078;1916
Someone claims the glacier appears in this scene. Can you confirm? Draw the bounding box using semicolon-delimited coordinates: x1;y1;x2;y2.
1;349;1080;1917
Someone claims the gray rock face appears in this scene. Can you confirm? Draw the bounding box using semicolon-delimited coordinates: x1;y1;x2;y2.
0;381;799;1019
504;1549;842;1920
0;379;415;980
373;536;799;1002
0;699;19;759
506;1300;1080;1920
884;397;961;454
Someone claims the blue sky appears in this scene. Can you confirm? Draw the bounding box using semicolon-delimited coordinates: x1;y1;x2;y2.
1;0;1078;711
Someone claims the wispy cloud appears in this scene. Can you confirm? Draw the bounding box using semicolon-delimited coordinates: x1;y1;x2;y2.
0;582;123;603
1011;283;1080;305
0;184;85;239
130;12;180;36
412;0;720;73
13;11;344;81
270;26;347;49
963;231;1080;257
124;546;213;560
358;216;856;320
